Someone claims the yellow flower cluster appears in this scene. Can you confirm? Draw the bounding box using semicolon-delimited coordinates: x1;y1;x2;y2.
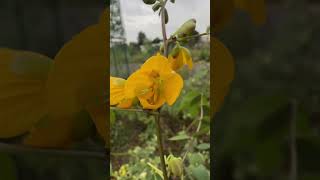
111;52;192;110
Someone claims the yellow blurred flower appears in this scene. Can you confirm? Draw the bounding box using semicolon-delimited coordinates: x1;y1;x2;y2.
169;47;193;71
125;53;183;110
110;76;132;108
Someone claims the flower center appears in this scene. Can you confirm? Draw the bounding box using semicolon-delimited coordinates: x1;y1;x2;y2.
147;71;163;105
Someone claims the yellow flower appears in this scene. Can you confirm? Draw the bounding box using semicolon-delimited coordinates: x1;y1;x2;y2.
110;76;132;108
168;47;193;71
125;54;183;110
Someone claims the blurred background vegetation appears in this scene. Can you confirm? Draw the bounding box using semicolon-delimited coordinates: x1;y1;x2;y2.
213;0;320;179
0;0;107;179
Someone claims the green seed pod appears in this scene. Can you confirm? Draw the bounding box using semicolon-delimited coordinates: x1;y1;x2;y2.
164;8;169;24
172;19;197;38
167;156;183;177
169;43;181;58
142;0;156;5
152;3;161;12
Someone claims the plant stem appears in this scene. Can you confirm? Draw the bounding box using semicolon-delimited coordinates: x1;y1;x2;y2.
155;1;169;179
110;107;159;115
161;0;169;57
167;32;210;44
155;112;169;180
0;142;106;160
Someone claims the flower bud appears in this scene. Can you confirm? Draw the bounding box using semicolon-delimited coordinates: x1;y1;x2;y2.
164;8;169;24
167;155;184;177
143;0;156;5
152;3;161;12
169;43;181;58
172;19;196;38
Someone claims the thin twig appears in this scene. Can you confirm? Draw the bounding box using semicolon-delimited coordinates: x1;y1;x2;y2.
289;99;298;180
167;32;211;43
0;142;106;160
110;107;159;115
161;0;169;57
155;112;169;180
182;93;204;162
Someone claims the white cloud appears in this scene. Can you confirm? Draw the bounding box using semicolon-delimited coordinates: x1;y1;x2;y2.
119;0;210;43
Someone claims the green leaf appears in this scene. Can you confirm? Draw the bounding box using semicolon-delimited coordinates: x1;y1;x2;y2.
189;164;210;180
196;143;210;150
147;162;164;179
169;131;190;141
188;153;205;166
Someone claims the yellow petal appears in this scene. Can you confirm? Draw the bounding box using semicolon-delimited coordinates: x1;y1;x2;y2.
110;76;126;105
169;48;193;71
47;23;108;116
125;70;153;99
211;37;235;118
168;54;184;71
139;96;166;110
164;73;183;105
23;115;75;148
87;104;109;148
25;9;109;147
140;54;173;78
0;48;52;138
181;47;193;70
117;99;133;109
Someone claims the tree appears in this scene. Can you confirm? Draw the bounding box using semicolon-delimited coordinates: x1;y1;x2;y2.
137;31;147;46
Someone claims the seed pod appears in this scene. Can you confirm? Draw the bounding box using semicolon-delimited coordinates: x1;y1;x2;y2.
152;3;161;12
143;0;156;5
172;19;196;38
164;8;169;24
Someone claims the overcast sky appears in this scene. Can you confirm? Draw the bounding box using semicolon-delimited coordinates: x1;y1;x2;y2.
119;0;210;43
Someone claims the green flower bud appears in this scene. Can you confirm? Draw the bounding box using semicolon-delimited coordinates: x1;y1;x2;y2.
172;19;197;38
169;43;181;58
164;8;169;24
152;3;161;12
167;155;183;177
143;0;156;5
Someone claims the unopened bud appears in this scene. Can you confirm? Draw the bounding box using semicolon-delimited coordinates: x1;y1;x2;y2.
167;155;183;177
169;43;181;58
173;19;196;38
164;8;169;24
143;0;156;5
152;3;161;12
